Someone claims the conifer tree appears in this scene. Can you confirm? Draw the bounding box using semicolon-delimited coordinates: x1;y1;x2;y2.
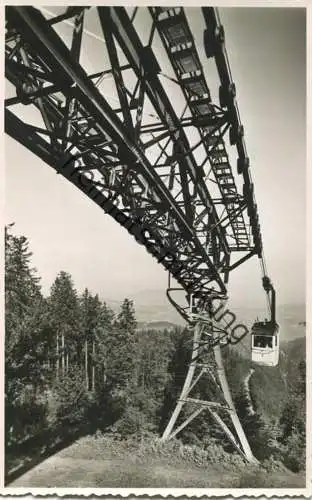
48;271;81;378
93;301;115;389
79;289;102;390
5;225;49;441
104;299;137;391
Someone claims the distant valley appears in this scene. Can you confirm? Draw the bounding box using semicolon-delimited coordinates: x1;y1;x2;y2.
103;289;305;343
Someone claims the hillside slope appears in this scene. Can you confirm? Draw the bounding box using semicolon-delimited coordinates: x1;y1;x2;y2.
249;336;305;421
10;434;305;488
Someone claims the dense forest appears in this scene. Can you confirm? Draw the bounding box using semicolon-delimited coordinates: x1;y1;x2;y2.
5;224;306;479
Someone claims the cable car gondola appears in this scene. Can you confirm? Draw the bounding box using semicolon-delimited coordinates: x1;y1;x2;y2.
251;275;279;367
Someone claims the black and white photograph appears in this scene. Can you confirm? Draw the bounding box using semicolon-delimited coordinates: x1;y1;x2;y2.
3;4;307;492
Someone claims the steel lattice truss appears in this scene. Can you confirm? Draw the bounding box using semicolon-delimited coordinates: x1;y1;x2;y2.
5;5;268;463
5;6;263;313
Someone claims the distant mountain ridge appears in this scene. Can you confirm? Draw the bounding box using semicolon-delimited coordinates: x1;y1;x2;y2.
102;290;305;342
137;320;178;331
102;290;185;325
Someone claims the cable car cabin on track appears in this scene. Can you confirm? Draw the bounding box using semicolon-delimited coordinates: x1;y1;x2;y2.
251;320;279;367
251;276;279;367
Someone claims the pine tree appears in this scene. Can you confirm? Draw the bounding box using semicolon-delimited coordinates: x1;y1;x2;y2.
79;289;102;390
5;225;49;441
93;301;115;389
48;271;81;378
107;298;137;391
5;226;42;350
117;298;137;334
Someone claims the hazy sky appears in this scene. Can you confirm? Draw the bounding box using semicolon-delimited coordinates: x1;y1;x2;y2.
5;7;306;309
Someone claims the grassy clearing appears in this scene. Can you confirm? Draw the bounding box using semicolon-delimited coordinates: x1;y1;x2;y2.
11;433;305;488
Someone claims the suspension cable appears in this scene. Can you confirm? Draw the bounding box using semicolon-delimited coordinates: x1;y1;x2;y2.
258;253;272;318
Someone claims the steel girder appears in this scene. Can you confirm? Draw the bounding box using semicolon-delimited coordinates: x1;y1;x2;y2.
5;5;260;311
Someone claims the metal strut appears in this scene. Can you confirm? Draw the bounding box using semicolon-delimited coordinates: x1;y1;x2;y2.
161;294;258;464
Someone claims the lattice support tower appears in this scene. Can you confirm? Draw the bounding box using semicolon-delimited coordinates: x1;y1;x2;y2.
161;289;258;464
